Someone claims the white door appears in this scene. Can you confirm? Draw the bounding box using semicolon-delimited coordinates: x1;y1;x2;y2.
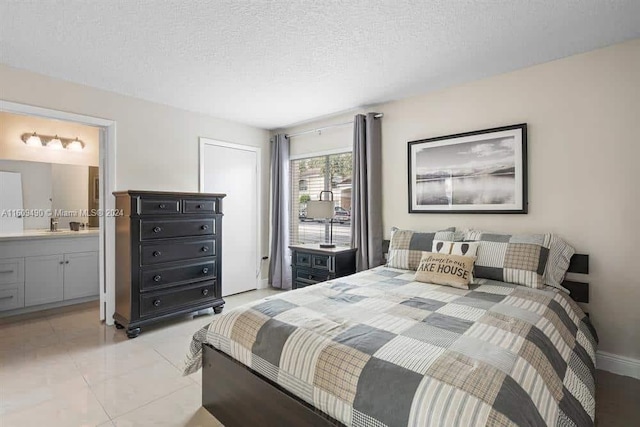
200;139;259;296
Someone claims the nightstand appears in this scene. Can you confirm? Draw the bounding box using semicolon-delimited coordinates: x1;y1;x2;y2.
289;244;357;289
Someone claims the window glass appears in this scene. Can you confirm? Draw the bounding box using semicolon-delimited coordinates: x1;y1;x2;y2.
290;152;352;246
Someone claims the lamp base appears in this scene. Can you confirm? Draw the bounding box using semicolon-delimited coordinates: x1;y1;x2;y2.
319;243;336;249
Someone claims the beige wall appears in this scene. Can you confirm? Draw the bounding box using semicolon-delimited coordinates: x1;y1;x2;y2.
279;39;640;360
0;64;271;278
0;111;99;166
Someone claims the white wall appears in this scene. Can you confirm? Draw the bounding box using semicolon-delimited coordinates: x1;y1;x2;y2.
279;39;640;361
0;65;271;278
0;159;52;229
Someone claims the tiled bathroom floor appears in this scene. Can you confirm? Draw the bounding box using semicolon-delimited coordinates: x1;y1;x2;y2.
0;288;282;427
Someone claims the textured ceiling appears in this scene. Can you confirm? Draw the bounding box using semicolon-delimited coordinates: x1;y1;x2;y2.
1;1;639;129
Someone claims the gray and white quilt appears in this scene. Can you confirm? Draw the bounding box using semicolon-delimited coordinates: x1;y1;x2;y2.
184;266;598;427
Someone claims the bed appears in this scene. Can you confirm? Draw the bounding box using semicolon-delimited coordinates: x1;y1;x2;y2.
184;254;597;427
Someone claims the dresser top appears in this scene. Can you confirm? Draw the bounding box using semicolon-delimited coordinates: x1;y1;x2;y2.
289;244;357;255
113;190;226;198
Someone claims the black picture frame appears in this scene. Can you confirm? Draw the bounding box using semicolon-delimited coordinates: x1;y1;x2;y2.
408;123;528;214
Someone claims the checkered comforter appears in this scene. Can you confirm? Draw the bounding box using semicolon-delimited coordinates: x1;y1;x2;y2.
184;266;598;427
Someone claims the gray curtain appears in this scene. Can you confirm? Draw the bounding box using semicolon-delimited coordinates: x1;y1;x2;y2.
351;113;383;271
268;134;292;289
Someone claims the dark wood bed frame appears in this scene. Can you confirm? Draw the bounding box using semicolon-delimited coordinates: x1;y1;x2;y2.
201;248;590;426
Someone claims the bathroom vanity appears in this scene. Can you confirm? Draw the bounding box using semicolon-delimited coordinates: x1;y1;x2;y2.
0;229;100;316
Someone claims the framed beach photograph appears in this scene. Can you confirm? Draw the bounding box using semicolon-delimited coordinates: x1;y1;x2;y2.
408;124;527;213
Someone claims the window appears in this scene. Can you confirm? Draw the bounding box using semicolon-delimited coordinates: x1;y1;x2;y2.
290;152;352;246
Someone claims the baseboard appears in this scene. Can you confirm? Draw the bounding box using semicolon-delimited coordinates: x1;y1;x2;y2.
258;278;269;289
596;351;640;379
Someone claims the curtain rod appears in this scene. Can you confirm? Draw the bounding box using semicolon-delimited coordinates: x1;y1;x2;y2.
285;113;383;139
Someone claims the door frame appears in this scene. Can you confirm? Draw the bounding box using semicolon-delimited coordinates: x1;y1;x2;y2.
198;138;262;291
0;100;117;325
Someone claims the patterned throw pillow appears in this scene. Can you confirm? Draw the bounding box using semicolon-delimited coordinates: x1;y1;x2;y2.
543;234;575;292
414;252;477;289
432;240;479;257
432;240;480;282
386;227;456;270
464;231;551;289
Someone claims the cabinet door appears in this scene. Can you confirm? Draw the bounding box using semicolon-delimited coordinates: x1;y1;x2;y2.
25;254;64;307
64;251;99;300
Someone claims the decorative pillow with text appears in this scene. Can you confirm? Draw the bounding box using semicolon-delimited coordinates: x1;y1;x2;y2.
414;252;477;290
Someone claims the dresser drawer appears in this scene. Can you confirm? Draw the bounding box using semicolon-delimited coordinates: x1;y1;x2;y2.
0;258;23;285
294;252;312;267
139;281;216;318
137;198;180;215
183;199;217;214
294;267;330;284
140;238;215;265
140;218;215;240
140;261;215;291
294;280;315;289
311;255;330;270
0;286;22;312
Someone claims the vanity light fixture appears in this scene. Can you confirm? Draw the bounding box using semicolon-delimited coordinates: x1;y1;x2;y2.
47;135;64;150
66;137;85;151
23;131;43;147
21;132;85;151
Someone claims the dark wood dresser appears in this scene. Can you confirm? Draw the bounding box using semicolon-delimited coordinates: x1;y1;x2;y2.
113;190;225;338
289;244;357;289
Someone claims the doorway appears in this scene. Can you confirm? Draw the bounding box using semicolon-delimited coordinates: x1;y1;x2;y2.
0;100;116;324
199;138;260;296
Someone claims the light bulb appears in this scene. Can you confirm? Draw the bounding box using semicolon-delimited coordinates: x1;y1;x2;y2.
25;132;42;147
67;138;84;151
47;136;64;150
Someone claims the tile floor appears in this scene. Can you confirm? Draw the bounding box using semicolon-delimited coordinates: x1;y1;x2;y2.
0;288;282;427
2;288;639;426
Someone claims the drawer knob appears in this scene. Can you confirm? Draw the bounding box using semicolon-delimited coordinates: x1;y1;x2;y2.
308;274;313;280
201;224;209;231
201;246;209;252
153;226;162;233
159;203;166;209
153;275;161;282
202;267;209;274
202;289;209;296
197;204;203;209
152;251;162;257
153;299;161;307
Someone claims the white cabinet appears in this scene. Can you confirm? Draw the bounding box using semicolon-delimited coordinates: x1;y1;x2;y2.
0;233;100;315
64;251;99;299
24;251;99;307
0;258;25;311
25;254;64;307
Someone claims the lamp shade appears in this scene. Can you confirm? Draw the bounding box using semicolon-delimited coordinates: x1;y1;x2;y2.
306;200;334;219
24;133;42;147
67;138;84;151
47;136;64;150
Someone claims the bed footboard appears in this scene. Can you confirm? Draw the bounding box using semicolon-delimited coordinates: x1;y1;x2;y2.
202;343;339;427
